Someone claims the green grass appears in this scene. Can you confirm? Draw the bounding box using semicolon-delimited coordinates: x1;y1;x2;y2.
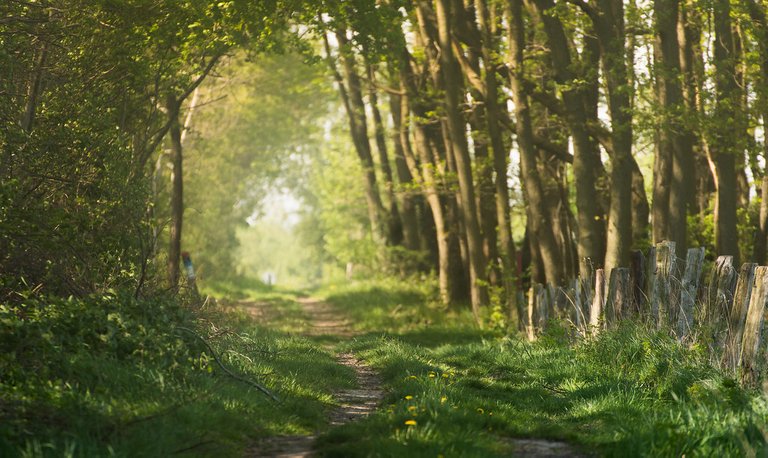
5;277;768;457
314;280;768;457
0;290;355;457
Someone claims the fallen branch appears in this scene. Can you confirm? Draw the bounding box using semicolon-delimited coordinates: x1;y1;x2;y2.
176;326;280;402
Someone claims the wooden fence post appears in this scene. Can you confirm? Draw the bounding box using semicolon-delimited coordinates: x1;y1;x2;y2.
537;285;550;330
651;241;676;329
677;247;705;340
645;245;657;322
705;256;736;327
630;250;645;316
722;263;756;373
739;266;768;387
526;285;537;341
606;268;630;328
590;269;605;335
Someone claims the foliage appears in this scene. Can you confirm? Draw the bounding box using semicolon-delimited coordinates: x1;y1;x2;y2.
180;52;332;282
0;291;354;457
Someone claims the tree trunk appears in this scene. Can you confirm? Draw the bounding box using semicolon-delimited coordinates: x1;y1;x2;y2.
593;0;634;272
652;0;690;256
388;87;422;252
531;0;607;274
166;96;183;291
367;62;404;246
474;0;518;298
435;0;488;313
710;0;741;263
21;41;48;133
328;29;389;244
506;0;565;286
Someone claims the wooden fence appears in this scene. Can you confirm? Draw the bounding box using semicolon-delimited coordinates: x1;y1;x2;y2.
523;241;768;387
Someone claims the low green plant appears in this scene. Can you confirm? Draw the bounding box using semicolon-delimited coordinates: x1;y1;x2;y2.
0;290;354;457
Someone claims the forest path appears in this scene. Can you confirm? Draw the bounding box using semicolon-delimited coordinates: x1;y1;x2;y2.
242;297;587;457
244;298;382;458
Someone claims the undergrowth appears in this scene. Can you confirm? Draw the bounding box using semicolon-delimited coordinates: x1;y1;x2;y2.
0;290;354;457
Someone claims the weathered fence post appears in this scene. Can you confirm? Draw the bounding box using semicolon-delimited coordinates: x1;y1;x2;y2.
606;268;631;328
644;245;657;322
739;266;768;387
677;247;705;340
722;263;756;372
630;250;645;316
570;278;588;336
537;285;550;330
590;269;605;335
651;241;676;329
705;256;737;326
526;285;537;341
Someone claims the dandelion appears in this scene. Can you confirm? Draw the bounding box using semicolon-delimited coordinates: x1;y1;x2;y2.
404;419;417;426
440;396;447;404
408;405;417;412
405;395;413;400
428;371;436;378
408;375;417;380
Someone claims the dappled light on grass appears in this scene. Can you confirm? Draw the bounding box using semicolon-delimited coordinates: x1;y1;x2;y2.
310;279;768;457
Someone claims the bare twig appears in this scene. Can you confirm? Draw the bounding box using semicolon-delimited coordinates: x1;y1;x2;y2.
176;327;280;402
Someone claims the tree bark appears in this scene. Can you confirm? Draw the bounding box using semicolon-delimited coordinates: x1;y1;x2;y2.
531;0;607;274
652;0;690;256
506;0;565;286
435;0;488;313
388;87;422;252
328;29;389;244
710;0;741;263
366;62;404;247
474;0;518;297
591;0;634;272
166;95;183;291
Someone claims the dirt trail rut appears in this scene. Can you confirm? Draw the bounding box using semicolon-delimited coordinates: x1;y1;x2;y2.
245;299;382;458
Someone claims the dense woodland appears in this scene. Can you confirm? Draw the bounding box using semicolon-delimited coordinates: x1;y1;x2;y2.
4;0;768;456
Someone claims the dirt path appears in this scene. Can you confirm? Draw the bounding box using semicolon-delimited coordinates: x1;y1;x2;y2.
245;299;382;458
243;298;586;457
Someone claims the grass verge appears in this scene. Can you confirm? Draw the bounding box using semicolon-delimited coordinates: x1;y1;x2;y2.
0;289;354;457
315;279;768;457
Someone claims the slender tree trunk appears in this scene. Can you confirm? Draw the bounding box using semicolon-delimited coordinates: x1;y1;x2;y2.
506;0;564;286
652;0;689;255
328;29;389;244
679;1;714;215
531;0;606;274
367;62;404;246
475;0;518;298
388;88;422;252
21;41;48;133
166;96;183;291
593;0;634;272
435;0;488;313
710;0;741;262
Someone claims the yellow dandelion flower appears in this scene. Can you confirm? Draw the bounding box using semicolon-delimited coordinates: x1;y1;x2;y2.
404;419;417;426
408;375;418;380
440;396;447;404
428;371;436;378
405;395;413;400
408;405;417;412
